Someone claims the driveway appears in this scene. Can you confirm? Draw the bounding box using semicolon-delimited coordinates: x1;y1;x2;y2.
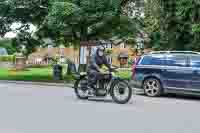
0;83;199;133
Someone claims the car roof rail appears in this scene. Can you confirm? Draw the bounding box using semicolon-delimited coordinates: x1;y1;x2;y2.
149;51;200;54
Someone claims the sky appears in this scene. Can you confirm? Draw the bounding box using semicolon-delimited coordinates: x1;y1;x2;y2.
4;23;37;38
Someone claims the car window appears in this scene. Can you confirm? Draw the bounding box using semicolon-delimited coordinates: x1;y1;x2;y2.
165;55;187;67
140;55;164;65
190;55;200;67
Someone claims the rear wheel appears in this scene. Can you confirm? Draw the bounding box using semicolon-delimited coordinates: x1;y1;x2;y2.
111;80;132;104
143;78;162;97
74;78;88;99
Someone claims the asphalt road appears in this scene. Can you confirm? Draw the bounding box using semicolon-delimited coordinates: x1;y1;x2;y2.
0;83;200;133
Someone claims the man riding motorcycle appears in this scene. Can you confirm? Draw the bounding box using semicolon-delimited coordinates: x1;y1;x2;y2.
87;46;111;95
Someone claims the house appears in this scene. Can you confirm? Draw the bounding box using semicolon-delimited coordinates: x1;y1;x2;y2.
28;48;79;65
27;42;151;67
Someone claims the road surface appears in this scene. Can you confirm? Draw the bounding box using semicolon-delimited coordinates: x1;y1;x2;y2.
0;83;200;133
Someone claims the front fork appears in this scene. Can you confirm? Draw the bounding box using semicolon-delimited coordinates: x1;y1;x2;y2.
107;77;121;93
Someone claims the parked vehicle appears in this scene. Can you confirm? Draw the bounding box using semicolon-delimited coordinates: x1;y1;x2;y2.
74;67;132;104
132;51;200;97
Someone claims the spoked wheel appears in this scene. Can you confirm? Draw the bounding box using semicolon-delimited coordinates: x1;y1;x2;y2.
143;78;162;97
74;78;88;100
111;80;132;104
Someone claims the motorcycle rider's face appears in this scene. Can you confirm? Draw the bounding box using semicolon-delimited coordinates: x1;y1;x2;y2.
98;50;104;56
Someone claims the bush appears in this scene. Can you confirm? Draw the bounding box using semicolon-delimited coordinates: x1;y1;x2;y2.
105;48;112;55
26;64;52;68
64;74;75;83
0;55;15;62
0;39;16;54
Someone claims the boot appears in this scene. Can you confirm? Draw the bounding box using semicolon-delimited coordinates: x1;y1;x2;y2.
87;85;96;96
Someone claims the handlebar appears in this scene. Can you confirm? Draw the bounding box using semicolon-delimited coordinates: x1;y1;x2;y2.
101;66;119;74
110;67;118;72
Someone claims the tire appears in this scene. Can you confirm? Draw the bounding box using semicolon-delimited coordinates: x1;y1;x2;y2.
110;80;132;104
74;78;88;100
143;78;162;97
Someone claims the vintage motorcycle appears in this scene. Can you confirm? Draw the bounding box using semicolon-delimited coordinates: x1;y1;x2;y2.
74;66;132;104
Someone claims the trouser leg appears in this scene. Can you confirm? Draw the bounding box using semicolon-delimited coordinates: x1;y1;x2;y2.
88;72;97;89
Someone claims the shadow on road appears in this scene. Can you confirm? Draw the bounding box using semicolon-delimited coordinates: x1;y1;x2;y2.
164;93;200;101
137;93;200;102
88;98;114;103
86;98;134;105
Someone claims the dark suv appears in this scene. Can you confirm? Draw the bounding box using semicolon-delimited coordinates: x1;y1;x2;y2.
132;51;200;97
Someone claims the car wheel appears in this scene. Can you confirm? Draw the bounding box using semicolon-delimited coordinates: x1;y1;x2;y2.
143;78;162;97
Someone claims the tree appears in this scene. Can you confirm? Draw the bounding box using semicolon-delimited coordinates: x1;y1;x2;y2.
0;39;16;54
175;0;200;50
0;0;50;57
46;0;140;43
145;0;200;51
0;0;49;37
144;0;164;49
0;0;138;40
12;30;40;57
45;0;141;71
0;0;141;56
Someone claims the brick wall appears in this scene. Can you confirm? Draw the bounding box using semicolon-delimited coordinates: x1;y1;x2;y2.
28;47;151;66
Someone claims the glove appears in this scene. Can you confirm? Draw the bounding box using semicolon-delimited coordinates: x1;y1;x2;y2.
99;68;105;73
100;65;109;74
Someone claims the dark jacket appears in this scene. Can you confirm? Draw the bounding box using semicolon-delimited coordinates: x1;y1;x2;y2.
87;51;110;73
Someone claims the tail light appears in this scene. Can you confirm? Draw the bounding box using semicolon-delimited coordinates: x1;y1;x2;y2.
132;57;140;79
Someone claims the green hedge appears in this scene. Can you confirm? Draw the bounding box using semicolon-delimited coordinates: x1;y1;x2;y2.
0;55;15;62
26;64;52;68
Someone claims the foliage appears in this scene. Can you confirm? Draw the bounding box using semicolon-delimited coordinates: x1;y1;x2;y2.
0;0;49;37
0;55;15;62
46;0;140;43
145;0;200;51
0;66;131;82
11;30;40;57
0;39;16;54
0;67;74;82
26;64;52;68
0;0;49;56
0;0;140;52
105;48;113;55
64;74;75;83
0;67;53;82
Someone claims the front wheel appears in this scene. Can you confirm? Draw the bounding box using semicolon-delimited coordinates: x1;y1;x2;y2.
110;80;132;104
74;78;88;100
143;78;162;97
